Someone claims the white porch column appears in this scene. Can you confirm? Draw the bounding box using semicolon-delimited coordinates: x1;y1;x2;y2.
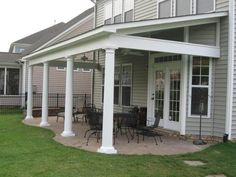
40;62;50;127
98;48;117;154
21;61;27;108
61;57;75;137
25;65;33;120
180;27;189;135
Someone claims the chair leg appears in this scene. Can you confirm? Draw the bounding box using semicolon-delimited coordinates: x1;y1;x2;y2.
84;129;91;138
154;136;158;145
56;116;59;122
124;128;130;143
86;131;97;146
159;135;163;142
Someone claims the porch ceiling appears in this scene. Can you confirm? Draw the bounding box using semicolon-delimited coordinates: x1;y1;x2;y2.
23;12;226;65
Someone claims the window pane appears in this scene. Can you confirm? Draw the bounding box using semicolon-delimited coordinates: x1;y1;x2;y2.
192;76;200;85
122;86;131;106
104;18;112;25
122;65;132;85
6;68;19;95
125;10;133;22
197;0;214;14
193;57;201;65
114;86;119;104
176;0;191;16
201;67;209;76
192;66;200;75
201;57;210;65
201;76;209;85
114;14;122;24
191;88;208;115
159;0;171;18
0;68;4;94
114;66;120;85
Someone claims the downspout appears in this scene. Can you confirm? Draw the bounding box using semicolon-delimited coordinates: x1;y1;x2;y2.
225;0;235;140
90;0;96;106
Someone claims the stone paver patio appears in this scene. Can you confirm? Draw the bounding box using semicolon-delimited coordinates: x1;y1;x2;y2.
23;116;209;155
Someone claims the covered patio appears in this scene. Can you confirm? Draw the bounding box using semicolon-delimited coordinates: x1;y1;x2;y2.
23;116;208;155
23;12;226;154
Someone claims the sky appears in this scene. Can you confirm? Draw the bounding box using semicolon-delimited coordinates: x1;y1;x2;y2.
0;0;94;52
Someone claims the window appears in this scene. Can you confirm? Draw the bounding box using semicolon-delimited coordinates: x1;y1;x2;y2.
0;68;4;94
101;64;132;106
158;0;172;18
0;68;20;95
104;1;112;24
114;0;122;24
196;0;215;14
56;66;66;71
102;66;121;105
124;0;134;22
121;65;132;106
14;47;25;53
176;0;191;16
189;56;211;117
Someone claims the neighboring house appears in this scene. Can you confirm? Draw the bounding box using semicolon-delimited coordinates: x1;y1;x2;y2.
0;8;94;107
22;0;236;154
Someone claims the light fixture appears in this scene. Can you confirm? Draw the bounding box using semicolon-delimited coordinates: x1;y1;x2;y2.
81;54;88;62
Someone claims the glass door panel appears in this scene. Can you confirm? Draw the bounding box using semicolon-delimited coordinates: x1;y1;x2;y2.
169;70;181;122
155;71;165;119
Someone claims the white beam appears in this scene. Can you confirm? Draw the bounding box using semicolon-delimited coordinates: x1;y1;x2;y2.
110;34;220;58
61;57;75;137
98;48;117;154
40;62;50;127
25;65;33;120
21;62;27;108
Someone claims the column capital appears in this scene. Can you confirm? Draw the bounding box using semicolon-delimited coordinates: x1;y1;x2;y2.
43;61;49;65
103;47;118;53
64;55;74;61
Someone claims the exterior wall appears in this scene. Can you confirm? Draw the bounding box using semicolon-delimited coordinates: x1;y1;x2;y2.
93;50;148;111
96;0;229;27
189;23;217;46
31;66;92;95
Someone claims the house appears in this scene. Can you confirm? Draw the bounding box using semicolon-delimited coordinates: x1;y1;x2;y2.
22;0;235;154
0;8;94;108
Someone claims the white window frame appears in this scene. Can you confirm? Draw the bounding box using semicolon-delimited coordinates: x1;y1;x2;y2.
114;0;123;17
56;66;66;71
123;0;135;22
173;0;193;17
104;0;113;24
121;63;133;107
188;56;212;118
157;0;174;18
101;65;121;105
193;0;216;14
0;66;20;96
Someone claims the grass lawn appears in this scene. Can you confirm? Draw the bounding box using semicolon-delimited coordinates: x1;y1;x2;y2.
0;113;236;177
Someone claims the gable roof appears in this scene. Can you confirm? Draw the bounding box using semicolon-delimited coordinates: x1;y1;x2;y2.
12;7;94;57
0;52;21;64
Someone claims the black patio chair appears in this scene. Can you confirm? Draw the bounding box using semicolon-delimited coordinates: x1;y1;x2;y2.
136;112;163;145
85;109;103;146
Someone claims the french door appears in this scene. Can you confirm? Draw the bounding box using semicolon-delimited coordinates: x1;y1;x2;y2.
155;62;181;131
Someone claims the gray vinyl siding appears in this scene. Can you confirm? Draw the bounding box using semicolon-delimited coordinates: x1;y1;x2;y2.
93;50;148;111
216;0;229;11
134;0;157;21
185;17;228;136
189;23;217;46
31;66;91;95
96;0;106;27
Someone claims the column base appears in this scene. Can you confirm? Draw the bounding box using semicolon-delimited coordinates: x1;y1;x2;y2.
97;146;117;154
40;121;50;127
25;116;33;120
61;131;75;137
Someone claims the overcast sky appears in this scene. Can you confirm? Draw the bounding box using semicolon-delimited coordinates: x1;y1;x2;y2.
0;0;93;52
